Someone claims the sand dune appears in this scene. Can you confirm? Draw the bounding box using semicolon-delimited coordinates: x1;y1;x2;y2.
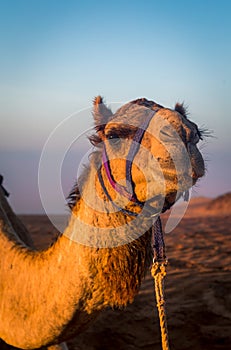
19;194;231;350
206;192;231;215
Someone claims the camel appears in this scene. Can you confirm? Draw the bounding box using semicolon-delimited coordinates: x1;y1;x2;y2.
0;96;205;349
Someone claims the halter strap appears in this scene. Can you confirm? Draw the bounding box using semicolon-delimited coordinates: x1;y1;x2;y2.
99;108;159;215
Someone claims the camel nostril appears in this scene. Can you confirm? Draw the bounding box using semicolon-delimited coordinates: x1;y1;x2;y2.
188;127;201;145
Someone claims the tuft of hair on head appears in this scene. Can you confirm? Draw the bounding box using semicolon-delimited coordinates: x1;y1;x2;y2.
175;102;189;118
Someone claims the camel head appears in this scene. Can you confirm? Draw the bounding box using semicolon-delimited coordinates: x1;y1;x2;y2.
89;96;205;216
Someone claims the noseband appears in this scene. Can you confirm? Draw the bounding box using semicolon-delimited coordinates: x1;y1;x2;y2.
98;109;159;216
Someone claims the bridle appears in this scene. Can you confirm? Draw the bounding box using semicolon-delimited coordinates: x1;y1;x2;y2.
98;108;159;216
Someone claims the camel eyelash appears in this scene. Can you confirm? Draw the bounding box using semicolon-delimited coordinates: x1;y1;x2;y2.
106;127;137;140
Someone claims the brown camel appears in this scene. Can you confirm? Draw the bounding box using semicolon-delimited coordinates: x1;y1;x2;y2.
0;96;205;349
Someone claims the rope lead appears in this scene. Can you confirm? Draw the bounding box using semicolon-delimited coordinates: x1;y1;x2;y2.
151;217;170;350
151;261;170;350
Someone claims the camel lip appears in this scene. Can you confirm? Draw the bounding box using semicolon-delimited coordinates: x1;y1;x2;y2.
187;143;205;180
142;194;177;216
143;187;193;215
192;168;205;180
161;191;187;213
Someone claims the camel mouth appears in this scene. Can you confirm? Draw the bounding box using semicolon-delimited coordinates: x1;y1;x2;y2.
145;176;198;214
162;193;179;212
158;190;189;213
144;192;181;214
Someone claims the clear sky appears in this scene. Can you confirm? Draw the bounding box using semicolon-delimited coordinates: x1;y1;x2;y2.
0;0;231;213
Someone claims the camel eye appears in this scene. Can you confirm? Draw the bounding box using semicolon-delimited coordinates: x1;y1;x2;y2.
107;134;121;146
160;126;174;142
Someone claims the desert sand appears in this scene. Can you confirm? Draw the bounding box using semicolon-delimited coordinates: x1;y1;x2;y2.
19;194;231;350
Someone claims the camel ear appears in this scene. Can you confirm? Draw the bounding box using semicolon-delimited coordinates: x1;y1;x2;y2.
93;96;113;131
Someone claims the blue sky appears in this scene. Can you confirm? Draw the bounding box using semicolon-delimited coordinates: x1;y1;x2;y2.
0;0;230;213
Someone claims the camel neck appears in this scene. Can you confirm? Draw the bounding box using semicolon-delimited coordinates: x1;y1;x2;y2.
0;155;152;348
0;209;151;348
